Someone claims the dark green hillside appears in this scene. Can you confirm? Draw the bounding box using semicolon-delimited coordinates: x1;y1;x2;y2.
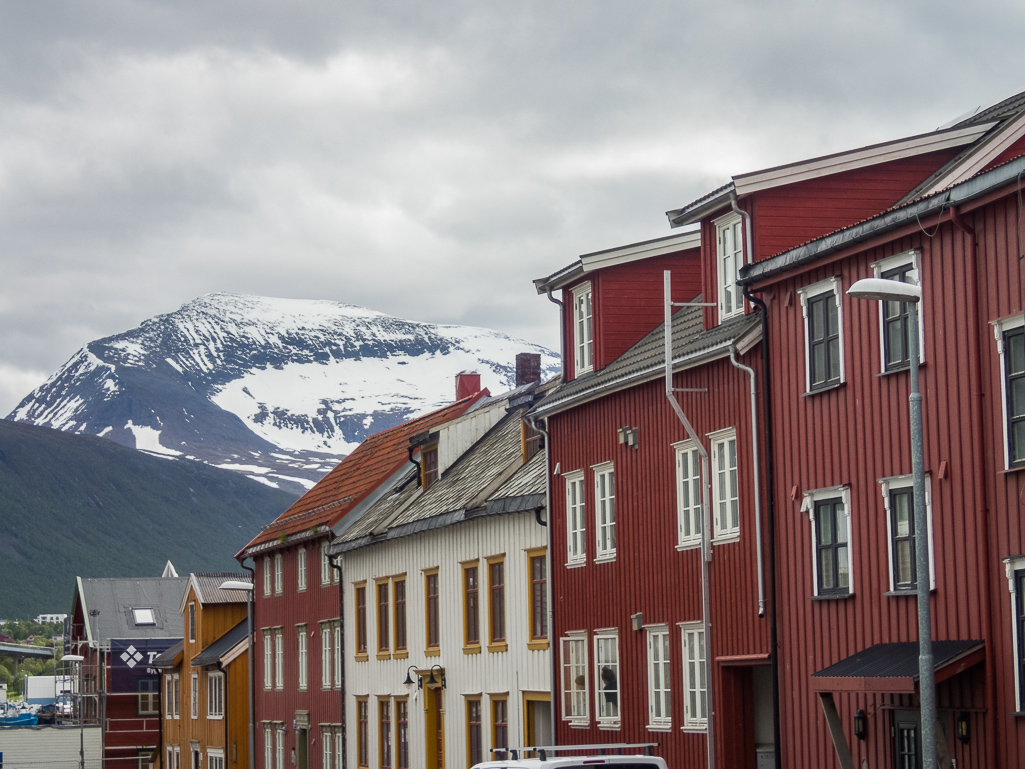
0;419;299;619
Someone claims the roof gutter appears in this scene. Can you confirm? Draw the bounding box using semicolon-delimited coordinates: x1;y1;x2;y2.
545;286;566;381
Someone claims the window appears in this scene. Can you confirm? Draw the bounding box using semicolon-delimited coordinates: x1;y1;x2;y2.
334;620;342;688
802;487;852;597
207;749;224;769
138;678;159;715
322;622;333;689
174;746;181;769
323;727;334;769
263;556;272;596
355;583;368;658
646;626;671;729
675;441;702;548
192;748;200;769
565;471;586;564
276;725;285;769
377;581;391;657
274;628;284;689
995;315;1025;468
422;445;440;489
880;475;934;593
394;578;407;653
165;674;174;719
560;633;588;724
274;553;283;595
357;699;369;768
463;563;481;651
336;727;344;769
172;673;179;718
593;463;616;560
710;428;739;540
190;673;198;719
491;697;508;760
264;725;273;769
321;541;332;586
132;607;155;626
522;419;543;461
297;547;307;592
716;212;744;322
594;630;620;726
681;623;707;730
487;557;507;651
263;629;272;690
207;672;224;718
1003;555;1025;711
297;625;308;691
425;569;440;653
188;602;196;643
396;699;410;769
528;549;548;648
799;277;845;392
380;699;393;769
571;282;594;375
466;698;483;767
871;250;923;372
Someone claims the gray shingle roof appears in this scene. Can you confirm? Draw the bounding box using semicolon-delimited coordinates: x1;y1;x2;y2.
188;573;252;606
191;620;249;668
530;306;761;419
75;576;188;648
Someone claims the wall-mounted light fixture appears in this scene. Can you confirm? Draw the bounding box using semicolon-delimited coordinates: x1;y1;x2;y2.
853;709;866;740
402;665;421;690
427;664;446;689
956;712;969;744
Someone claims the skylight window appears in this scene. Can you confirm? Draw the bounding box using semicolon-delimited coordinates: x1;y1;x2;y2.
132;608;156;626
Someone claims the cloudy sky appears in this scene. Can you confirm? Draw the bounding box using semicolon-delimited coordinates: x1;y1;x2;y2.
1;1;1021;414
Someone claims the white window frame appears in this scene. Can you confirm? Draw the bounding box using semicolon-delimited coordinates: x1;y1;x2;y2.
871;250;925;371
801;486;853;597
276;725;285;769
674;440;702;549
264;724;273;769
559;632;589;726
263;556;271;597
297;624;308;691
645;625;671;730
333;620;342;689
172;673;179;718
708;428;739;541
593;462;616;561
680;622;707;731
571;281;594;375
207;671;224;719
321;622;333;690
174;746;181;769
263;629;272;690
322;541;332;586
190;673;198;719
274;627;284;690
206;749;224;769
273;553;283;595
1003;555;1025;711
165;674;174;719
593;629;620;728
798;276;846;393
297;547;307;592
715;212;744;322
323;725;334;769
993;314;1025;470
879;475;935;592
564;471;586;565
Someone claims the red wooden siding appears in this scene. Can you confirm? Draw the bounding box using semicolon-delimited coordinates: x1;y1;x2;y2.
547;355;769;769
756;188;1025;768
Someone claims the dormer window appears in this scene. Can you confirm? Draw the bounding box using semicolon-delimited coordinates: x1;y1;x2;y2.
422;445;439;489
716;213;744;322
132;608;155;626
571;282;593;375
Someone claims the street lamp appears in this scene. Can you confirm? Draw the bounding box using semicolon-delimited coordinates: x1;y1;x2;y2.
62;654;85;769
219;579;255;769
847;275;934;769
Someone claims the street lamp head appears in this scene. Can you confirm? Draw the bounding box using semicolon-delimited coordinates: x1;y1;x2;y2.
847;277;922;303
218;580;254;591
62;655;84;662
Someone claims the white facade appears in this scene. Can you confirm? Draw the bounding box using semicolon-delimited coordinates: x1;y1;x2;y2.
342;512;551;769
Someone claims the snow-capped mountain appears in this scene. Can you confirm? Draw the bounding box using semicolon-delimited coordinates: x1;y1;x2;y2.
8;293;559;494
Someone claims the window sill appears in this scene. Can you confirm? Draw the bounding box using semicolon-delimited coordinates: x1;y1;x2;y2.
875;362;924;378
676;541;701;552
527;640;550;651
594;554;616;564
424;648;441;658
884;589;936;597
565;560;587;569
809;593;852;601
568;721;591;729
376;652;391;661
1000;464;1025;475
597;721;621;731
297;587;307;593
802;382;845;397
681;725;708;734
713;535;740;545
463;645;482;655
488;642;508;653
393;650;409;660
647;723;672;732
354;653;369;662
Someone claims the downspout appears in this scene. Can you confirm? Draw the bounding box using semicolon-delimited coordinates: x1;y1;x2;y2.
743;287;782;769
949;208;997;760
727;346;765;617
241;559;256;769
526;411;557;747
545;287;566;381
330;552;347;769
663;271;714;769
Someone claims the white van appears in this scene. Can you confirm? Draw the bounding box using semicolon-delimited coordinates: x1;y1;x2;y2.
471;743;668;769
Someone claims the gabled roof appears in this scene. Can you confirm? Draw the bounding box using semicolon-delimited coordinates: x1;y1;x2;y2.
529;304;761;419
534;231;700;294
73;576;188;649
239;391;488;555
191;619;249;668
179;572;251;614
812;640;984;693
665;89;1025;228
740;153;1025;287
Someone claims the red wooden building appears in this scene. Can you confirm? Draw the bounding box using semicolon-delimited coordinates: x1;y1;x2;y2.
237;382;487;769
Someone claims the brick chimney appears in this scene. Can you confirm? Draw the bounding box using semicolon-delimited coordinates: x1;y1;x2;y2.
455;371;481;400
515;353;542;386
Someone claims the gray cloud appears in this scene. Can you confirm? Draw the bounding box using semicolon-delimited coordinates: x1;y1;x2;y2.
2;0;1023;413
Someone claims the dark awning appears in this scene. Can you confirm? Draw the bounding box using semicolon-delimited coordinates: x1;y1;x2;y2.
191;620;248;667
812;640;984;693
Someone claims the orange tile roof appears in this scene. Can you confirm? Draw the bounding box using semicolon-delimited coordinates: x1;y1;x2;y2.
238;391;488;555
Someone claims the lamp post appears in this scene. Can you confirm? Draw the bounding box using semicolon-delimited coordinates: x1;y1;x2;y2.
848;276;934;769
62;654;85;769
219;579;255;769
